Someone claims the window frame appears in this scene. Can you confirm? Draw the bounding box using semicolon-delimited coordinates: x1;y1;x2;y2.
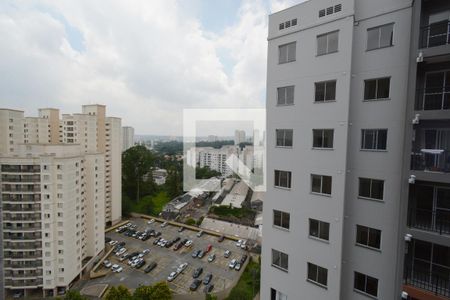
311;174;332;196
307;262;328;288
312;129;334;149
271;249;289;272
278;42;297;64
314;80;337;102
276;129;293;148
367;23;394;51
361;129;388;151
274;170;292;189
309;218;330;241
277;85;295;106
273;210;290;230
358;177;384;201
356;224;382;251
317;30;339;56
363;77;391;101
354;271;379;298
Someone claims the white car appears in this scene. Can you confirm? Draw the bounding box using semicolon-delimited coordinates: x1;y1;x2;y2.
103;260;112;268
228;259;237;269
138;253;144;258
196;230;204;237
142;249;150;255
160;240;167;247
147;219;155;224
109;240;118;246
167;271;178;282
157;239;165;247
111;264;119;270
116;248;126;256
235;239;243;247
177;263;188;273
240;240;247;249
161;221;168;228
114;266;123;273
185;240;193;247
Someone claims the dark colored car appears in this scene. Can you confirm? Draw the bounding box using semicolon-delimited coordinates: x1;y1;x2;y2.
153;237;161;245
118;241;126;247
105;237;112;243
173;242;184;251
192;249;201;258
203;273;212;285
136;259;146;269
240;254;248;264
203;284;214;293
192;267;203;278
173;237;180;243
142;235;150;241
190;279;202;291
144;262;157;273
181;238;188;245
148;229;155;236
218;235;225;242
166;241;174;248
154;231;161;237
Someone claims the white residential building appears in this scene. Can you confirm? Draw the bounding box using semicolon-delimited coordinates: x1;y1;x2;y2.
234;130;246;145
122;126;135;151
197;146;239;176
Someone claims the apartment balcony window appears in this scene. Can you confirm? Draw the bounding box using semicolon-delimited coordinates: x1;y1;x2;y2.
274;170;291;189
415;71;450;111
404;239;450;298
312;129;334;149
419;20;450;49
307;262;328;288
276;129;293;147
411;128;450;173
367;23;394;51
271;249;288;272
309;218;329;241
273;210;290;230
354;272;379;298
364;77;390;100
361;129;387;151
408;184;450;235
356;225;381;250
311;174;332;195
317;30;339;56
358;178;384;201
270;288;287;300
315;80;336;102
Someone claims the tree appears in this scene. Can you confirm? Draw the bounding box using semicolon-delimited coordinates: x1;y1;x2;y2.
122;145;155;201
196;166;221;179
205;294;218;300
133;285;153;300
59;290;87;300
165;165;182;199
105;285;132;300
148;282;172;300
185;218;196;226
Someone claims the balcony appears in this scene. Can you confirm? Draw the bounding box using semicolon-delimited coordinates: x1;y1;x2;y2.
4;278;43;288
2;194;41;203
3;223;42;231
1;174;40;183
404;265;450;298
411;150;450;173
4;261;43;269
409;208;450;235
415;87;450;111
3;214;42;222
419;21;450;49
1;184;41;193
3;204;41;212
4;241;42;249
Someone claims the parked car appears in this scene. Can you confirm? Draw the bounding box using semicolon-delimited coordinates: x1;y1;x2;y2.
177;262;188;273
153;237;161;245
235;239;243;247
173;237;181;243
234;263;242;271
205;244;212;253
116;248;126;256
142;249;150;255
109;240;117;246
118;241;126;247
197;250;205;259
142;234;150;241
154;231;161;238
192;267;203;278
144;262;157;273
203;284;214;293
165;240;174;248
203;273;213;285
111;264;119;271
228;259;237;269
173;242;184;251
240;240;247;250
161;221;168;228
190;279;202;291
218;235;225;242
114;266;123;273
224;250;231;258
136;259;146;269
167;271;178;282
185;240;193;247
207;254;216;262
103;260;112;268
240;254;248;264
178;226;184;232
147;219;155;224
197;230;204;237
192;249;201;258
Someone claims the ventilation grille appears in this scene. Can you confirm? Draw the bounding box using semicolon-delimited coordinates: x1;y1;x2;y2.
319;4;342;18
279;18;298;30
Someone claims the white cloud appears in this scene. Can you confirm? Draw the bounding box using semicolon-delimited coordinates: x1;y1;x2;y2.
270;0;308;13
0;0;270;135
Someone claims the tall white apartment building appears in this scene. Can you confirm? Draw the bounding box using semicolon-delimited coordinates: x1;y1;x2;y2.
1;144;105;298
197;146;239;176
234;130;246;145
122;126;135;151
263;1;450;300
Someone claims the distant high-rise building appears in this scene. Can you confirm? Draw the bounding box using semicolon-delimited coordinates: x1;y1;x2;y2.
207;135;218;142
122;126;135;151
262;1;450;300
234;130;246;145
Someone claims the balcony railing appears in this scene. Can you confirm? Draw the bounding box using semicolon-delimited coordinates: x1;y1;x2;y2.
3;214;42;222
4;278;43;287
4;241;42;249
408;208;450;235
420;21;450;49
411;150;450;173
2;194;41;202
404;266;450;298
3;224;42;231
415;87;450;111
3;204;41;212
4;261;43;269
1;185;41;193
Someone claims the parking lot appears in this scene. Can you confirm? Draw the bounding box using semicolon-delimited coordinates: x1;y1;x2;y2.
83;217;248;296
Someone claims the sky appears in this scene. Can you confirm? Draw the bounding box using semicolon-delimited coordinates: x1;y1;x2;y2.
0;0;303;135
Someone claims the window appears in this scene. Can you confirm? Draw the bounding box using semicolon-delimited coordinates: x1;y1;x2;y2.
361;129;387;150
317;31;339;55
273;210;290;230
277;86;294;105
313;129;334;148
311;175;332;195
364;77;390;100
354;272;379;297
292;18;297;26
272;249;289;271
307;263;328;287
356;225;381;250
279;42;296;64
367;23;394;50
275;170;291;189
359;178;384;200
271;288;288;300
276;129;293;147
309;219;330;241
315;80;336;102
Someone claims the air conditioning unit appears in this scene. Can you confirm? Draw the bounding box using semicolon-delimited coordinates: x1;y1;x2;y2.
412;114;420;124
408;175;416;184
416;52;423;63
404;233;412;242
401;291;409;299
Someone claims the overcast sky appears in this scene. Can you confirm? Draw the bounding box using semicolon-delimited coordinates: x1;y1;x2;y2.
0;0;303;135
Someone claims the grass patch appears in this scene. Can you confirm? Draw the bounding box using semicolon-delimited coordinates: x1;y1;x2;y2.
209;205;254;219
129;191;170;216
226;257;260;300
